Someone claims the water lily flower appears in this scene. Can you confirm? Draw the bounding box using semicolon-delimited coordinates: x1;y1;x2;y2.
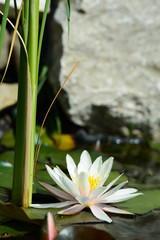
31;150;143;223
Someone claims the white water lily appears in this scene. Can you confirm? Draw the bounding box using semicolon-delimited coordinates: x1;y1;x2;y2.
31;150;143;223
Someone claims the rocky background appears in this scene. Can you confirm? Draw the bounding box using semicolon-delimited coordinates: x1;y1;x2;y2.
1;0;160;140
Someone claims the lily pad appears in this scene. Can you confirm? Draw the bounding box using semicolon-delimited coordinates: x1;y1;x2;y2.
0;201;41;225
0;187;10;202
0;160;13;189
0;130;15;149
115;189;160;214
0;220;39;237
36;126;53;146
105;171;128;186
0;151;14;166
0;200;100;230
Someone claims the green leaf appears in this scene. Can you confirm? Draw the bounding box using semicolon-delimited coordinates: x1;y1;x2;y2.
149;141;160;151
0;0;10;58
36;0;50;86
0;150;14;165
0;201;40;224
0;187;9;202
0;130;15;148
114;189;160;214
105;171;128;186
0;220;39;237
24;207;100;227
36;126;53;146
0;200;99;230
0;160;13;188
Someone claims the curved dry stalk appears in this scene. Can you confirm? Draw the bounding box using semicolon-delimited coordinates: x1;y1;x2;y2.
0;1;26;86
33;61;80;180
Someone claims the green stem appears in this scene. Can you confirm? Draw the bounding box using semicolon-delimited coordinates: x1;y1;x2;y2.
12;43;28;206
21;0;29;44
12;0;39;207
12;0;30;206
36;0;50;82
27;0;39;206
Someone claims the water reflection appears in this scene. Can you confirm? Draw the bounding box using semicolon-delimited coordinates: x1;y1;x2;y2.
96;212;160;239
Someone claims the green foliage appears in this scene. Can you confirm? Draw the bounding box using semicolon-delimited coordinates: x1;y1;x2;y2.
0;130;15;148
0;0;10;59
0;160;13;189
36;0;50;84
115;189;160;214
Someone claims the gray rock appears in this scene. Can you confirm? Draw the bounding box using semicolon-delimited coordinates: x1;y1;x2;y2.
0;83;18;111
49;0;160;140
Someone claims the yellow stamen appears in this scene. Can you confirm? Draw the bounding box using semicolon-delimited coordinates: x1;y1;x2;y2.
88;175;100;193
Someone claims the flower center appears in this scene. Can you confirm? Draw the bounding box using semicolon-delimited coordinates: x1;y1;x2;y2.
88;175;100;192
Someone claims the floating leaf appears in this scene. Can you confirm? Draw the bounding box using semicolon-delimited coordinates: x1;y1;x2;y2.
105;171;128;186
0;160;13;189
0;187;10;202
0;151;14;165
149;141;160;151
0;220;39;238
36;126;53;146
0;200;99;228
0;201;40;224
115;189;160;214
0;130;15;149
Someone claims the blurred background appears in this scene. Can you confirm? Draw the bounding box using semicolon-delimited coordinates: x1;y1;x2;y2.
1;0;160;154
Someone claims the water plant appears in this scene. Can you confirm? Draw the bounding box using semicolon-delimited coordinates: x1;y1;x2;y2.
31;150;142;223
0;0;70;207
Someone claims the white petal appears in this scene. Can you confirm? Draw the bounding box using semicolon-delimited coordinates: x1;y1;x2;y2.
78;150;92;174
90;186;106;199
100;180;128;200
38;181;75;201
89;205;112;223
46;165;80;197
45;165;70;193
89;156;102;176
54;166;78;192
77;171;90;196
58;204;85;215
104;173;124;192
111;188;138;197
61;175;80;197
30;201;76;209
76;196;90;205
54;166;80;196
98;157;113;187
54;166;70;179
101;204;134;215
66;154;77;180
106;192;143;203
97;173;124;199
